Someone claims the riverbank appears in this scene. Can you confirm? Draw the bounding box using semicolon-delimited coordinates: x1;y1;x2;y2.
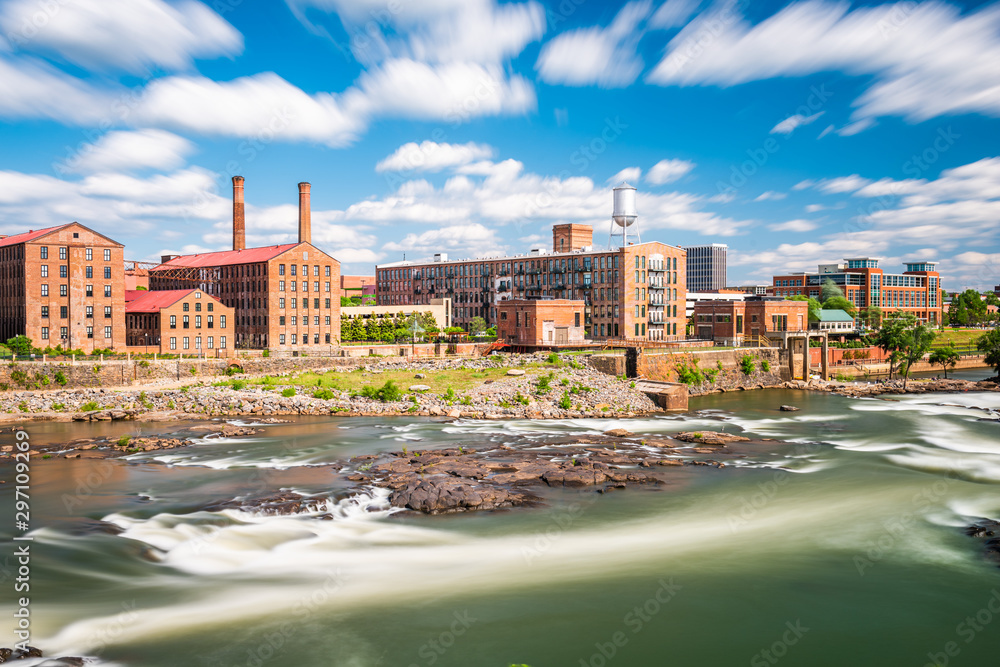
0;353;660;423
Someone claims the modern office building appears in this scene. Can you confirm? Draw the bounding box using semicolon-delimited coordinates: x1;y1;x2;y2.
683;244;727;291
375;222;687;341
0;222;126;352
147;178;341;351
772;258;942;324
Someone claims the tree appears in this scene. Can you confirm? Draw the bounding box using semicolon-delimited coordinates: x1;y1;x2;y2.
928;346;961;379
950;289;987;327
977;328;1000;377
820;278;844;303
786;295;821;322
898;323;936;388
859;306;883;329
5;335;34;356
873;311;918;380
467;316;488;336
821;295;858;317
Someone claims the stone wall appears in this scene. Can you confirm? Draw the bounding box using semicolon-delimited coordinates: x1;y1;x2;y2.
589;347;785;393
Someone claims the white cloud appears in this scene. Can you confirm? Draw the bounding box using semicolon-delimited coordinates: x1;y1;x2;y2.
376;141;495;173
650;0;701;29
792;180;813;191
536;1;652;87
770;111;824;135
754;191;787;201
837;118;876;136
0;0;242;73
646;158;695;185
814;175;873;194
805;204;828;213
647;1;1000;124
0;55;111;124
383;222;506;257
57;129;194;175
817;124;834;139
768;219;818;232
608;167;642;184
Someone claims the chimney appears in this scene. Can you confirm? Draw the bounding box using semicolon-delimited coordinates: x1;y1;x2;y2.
298;182;311;245
232;176;245;251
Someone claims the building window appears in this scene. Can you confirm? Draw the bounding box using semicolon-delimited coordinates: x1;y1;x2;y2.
104;285;111;297
302;281;308;292
195;315;202;328
41;327;49;340
41;306;49;318
59;247;67;260
279;316;286;326
220;315;226;328
40;246;48;259
183;337;190;349
86;285;93;297
314;333;319;344
104;326;111;338
291;334;298;344
291;316;297;326
86;306;93;318
86;326;94;339
104;249;111;261
291;298;296;308
170;315;177;328
207;336;214;349
207;316;214;328
183;302;189;311
279;280;285;291
325;266;331;276
325;298;331;309
104;266;111;279
59;284;68;297
207;302;213;312
41;265;48;277
195;302;201;312
195;336;202;349
290;281;296;291
85;266;92;278
41;284;48;296
279;334;286;344
325;316;330;325
60;326;67;340
279;298;285;309
290;265;297;276
220;336;226;349
170;337;177;350
279;264;285;275
102;306;110;319
86;248;93;261
183;315;189;328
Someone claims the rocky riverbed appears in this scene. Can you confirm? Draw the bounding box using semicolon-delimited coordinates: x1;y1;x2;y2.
782;376;1000;397
0;354;659;423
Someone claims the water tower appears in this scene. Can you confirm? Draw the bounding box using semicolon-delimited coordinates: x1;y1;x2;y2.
609;182;639;248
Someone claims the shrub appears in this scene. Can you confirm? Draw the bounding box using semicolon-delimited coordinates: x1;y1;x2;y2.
224;365;243;377
360;380;403;402
560;378;570;386
546;353;563;367
138;359;151;368
116;435;131;447
760;359;771;372
443;386;456;403
80;401;99;411
536;374;552;394
739;354;755;375
5;335;34;356
675;361;705;385
52;403;65;411
54;370;68;386
231;380;247;391
313;388;334;400
167;400;175;409
558;392;572;410
514;391;529;406
281;387;296;398
189;366;197;375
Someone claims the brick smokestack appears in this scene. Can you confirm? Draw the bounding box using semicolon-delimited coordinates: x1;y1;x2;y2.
232;176;246;251
298;182;311;245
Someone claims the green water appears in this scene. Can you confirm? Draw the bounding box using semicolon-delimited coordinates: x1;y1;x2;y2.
3;383;1000;666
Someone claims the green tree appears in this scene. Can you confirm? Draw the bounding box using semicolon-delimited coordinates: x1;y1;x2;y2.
821;295;858;317
468;316;488;336
977;328;1000;377
949;298;969;326
419;312;439;339
786;295;821;322
820;278;844;303
928;346;960;379
349;317;365;341
898;323;936;388
364;318;378;341
5;335;34;356
873;311;918;379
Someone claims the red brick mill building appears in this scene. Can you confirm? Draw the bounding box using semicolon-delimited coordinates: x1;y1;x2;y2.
0;223;126;352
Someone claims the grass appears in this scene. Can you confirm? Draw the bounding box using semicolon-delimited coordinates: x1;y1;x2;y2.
932;328;989;348
249;366;523;395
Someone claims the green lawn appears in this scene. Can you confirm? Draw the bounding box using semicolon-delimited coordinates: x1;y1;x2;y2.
248;364;557;395
932;328;990;348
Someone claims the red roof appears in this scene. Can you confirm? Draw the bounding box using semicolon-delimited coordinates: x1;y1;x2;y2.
0;224;70;248
152;243;300;269
125;289;224;313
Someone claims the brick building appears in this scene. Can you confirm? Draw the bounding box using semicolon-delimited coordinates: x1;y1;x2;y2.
375;222;686;341
692;296;809;344
0;222;126;352
147;179;341;352
772;258;942;324
125;288;235;355
497;299;586;346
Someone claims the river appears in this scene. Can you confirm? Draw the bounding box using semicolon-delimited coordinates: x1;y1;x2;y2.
3;369;1000;666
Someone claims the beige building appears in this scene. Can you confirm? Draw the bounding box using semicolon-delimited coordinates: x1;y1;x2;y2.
342;298;452;329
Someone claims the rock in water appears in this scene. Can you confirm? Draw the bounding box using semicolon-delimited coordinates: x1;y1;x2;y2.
965;519;1000;567
603;428;634;438
779;405;800;411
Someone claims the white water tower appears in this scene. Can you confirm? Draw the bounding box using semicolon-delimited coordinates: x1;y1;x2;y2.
609;182;640;248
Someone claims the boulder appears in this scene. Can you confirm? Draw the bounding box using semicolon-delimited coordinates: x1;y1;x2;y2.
409;384;431;392
506;369;526;376
779;405;800;412
603;428;634;438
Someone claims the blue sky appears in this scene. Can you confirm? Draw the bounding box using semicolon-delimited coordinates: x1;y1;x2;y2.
1;0;999;290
